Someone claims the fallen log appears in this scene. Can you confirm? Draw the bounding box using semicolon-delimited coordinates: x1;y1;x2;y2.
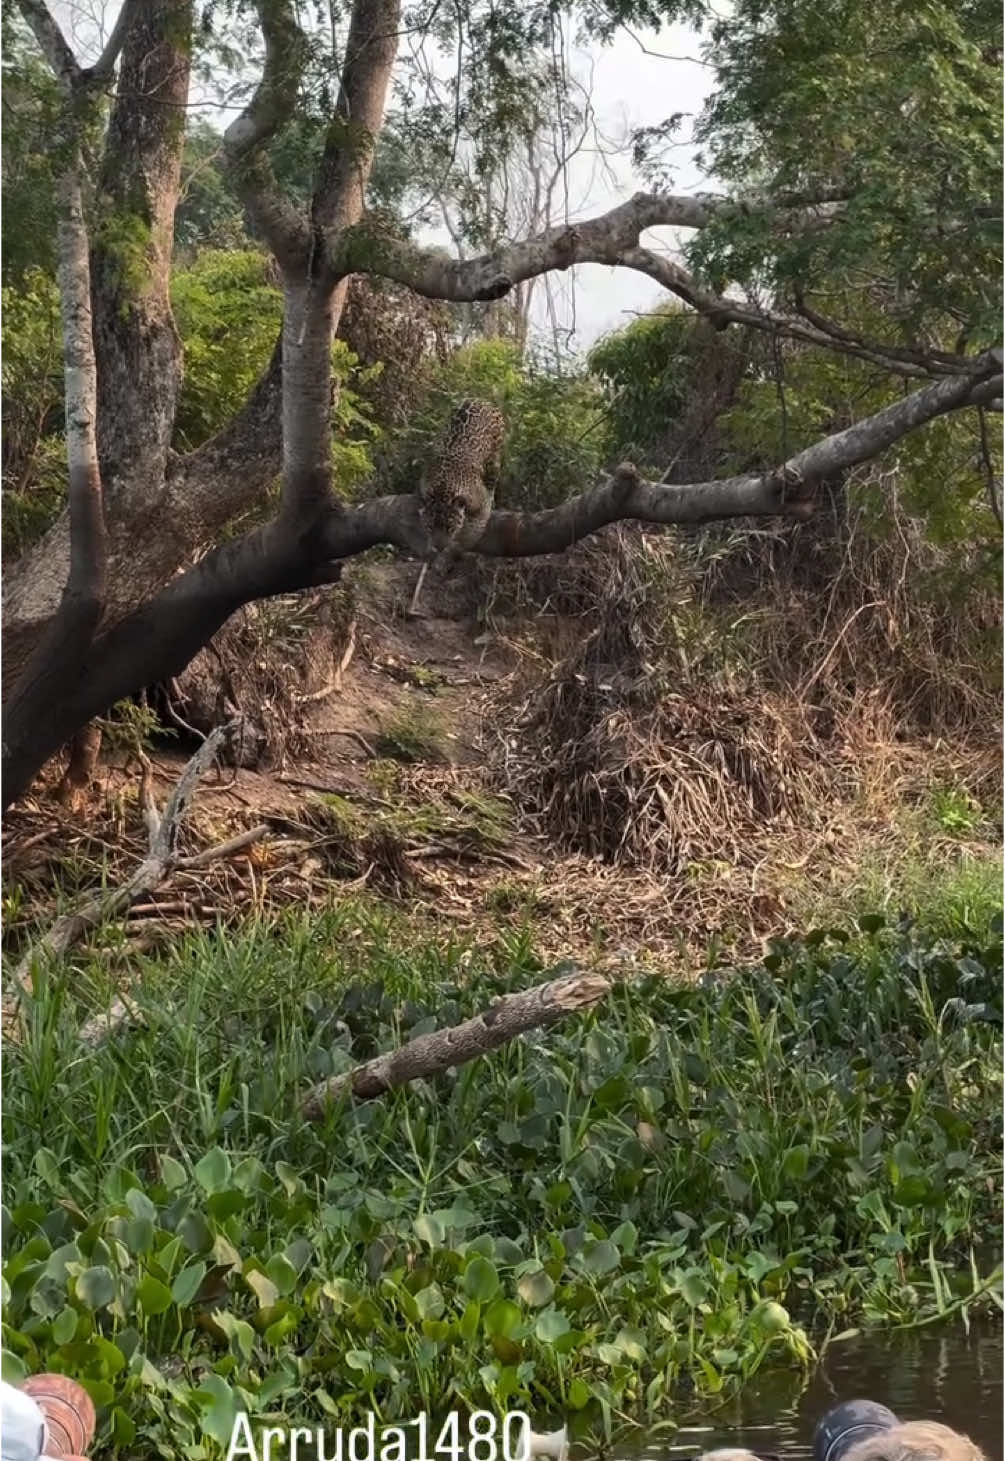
302;966;612;1117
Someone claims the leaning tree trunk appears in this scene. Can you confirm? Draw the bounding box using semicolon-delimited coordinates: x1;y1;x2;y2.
3;0;192;689
0;0;289;692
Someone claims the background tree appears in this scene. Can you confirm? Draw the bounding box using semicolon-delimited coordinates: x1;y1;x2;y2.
1;0;1001;810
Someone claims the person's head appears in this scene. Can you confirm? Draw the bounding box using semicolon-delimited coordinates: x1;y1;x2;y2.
841;1422;987;1461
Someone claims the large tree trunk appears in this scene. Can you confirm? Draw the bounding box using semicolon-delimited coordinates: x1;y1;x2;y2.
3;0;194;686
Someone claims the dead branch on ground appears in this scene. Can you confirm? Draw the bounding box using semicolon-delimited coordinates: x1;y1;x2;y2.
5;722;269;1042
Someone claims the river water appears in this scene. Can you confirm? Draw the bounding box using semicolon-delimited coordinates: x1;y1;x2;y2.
646;1324;1003;1461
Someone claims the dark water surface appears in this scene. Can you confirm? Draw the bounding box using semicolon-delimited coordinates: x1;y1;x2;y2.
640;1325;1003;1461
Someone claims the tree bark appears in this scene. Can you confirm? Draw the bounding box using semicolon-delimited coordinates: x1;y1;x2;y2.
3;0;194;686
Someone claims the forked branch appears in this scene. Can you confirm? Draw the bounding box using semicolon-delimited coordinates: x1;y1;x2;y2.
333;191;971;379
224;0;311;271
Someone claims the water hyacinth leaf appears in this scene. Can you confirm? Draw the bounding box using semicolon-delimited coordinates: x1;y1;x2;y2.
1;1351;29;1384
413;1214;445;1248
275;1163;307;1199
194;1148;231;1195
322;1277;360;1308
615;1325;647;1360
534;1308;570;1342
516;1268;554;1307
414;1284;445;1320
750;1301;790;1333
580;1240;619;1276
136;1275;173;1316
159;1155;187;1191
568;1377;591;1409
595;1342;623;1365
783;1145;810;1181
494;1237;524;1265
112;1407;137;1445
125;1188;157;1222
79;1380;115;1407
171;1262;207;1307
463;1257;500;1301
264;1311;300;1347
459;1300;480;1339
76;1266;116;1310
894;1176;931;1207
612;1220;639;1254
245;1269;279;1310
483;1298;522;1338
265;1254;299;1296
51;1306;77;1345
679;1272;708;1306
215;1310;255;1360
197;1374;238;1447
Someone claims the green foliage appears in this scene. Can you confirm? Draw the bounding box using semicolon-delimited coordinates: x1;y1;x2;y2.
687;0;1003;346
169;251;383;493
3;912;1000;1455
587;306;696;467
170;250;283;450
0;40;63;283
1;269;65;557
174;123;250;256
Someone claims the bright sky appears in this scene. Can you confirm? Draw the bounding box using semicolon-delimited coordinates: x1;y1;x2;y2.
512;24;715;350
49;3;715;352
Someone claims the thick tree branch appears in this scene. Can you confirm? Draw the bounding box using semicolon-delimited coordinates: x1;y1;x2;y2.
334;190;967;379
302;967;613;1115
276;0;402;521
86;0;142;83
17;0;81;87
331;191;731;299
223;0;311;272
470;361;1003;556
312;0;403;237
3;123;109;789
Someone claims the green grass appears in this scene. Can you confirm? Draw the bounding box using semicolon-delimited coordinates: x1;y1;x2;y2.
789;819;1002;943
2;908;1002;1458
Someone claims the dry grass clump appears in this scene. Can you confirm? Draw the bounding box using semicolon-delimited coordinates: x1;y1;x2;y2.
487;490;1002;881
492;529;827;874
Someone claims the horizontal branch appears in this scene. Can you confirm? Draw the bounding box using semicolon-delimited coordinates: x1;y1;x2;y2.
331;191;741;302
333;190;966;379
326;357;1003;559
621;248;968;379
302;967;612;1116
